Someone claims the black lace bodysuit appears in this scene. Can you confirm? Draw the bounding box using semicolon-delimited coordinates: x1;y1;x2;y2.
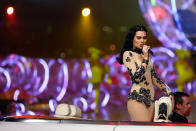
123;49;171;108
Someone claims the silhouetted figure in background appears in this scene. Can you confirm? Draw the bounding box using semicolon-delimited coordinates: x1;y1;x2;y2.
169;92;192;123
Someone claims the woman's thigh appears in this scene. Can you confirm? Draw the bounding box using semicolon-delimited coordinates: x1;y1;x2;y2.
148;102;155;121
127;100;154;122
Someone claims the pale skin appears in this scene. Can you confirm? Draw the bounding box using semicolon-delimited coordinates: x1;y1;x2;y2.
125;31;174;121
132;31;149;59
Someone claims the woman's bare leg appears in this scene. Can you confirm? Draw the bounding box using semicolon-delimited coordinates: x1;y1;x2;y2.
148;102;155;121
127;100;154;122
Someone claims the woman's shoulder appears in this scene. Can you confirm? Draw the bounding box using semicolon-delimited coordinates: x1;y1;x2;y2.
123;50;134;57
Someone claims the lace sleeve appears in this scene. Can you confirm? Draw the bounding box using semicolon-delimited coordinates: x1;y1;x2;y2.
123;51;148;84
151;66;172;95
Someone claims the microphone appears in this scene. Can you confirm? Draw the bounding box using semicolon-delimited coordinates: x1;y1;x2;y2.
148;49;154;56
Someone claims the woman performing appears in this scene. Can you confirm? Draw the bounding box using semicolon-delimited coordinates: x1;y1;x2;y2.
116;25;173;122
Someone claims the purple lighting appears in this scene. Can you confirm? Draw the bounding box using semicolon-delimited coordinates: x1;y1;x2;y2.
15;103;25;116
139;0;196;50
49;99;57;112
74;97;88;112
13;89;20;101
0;67;11;92
83;59;92;78
38;59;49;94
0;49;195;117
56;61;68;102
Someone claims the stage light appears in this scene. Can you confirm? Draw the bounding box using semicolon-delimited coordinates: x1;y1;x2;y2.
82;8;91;16
7;6;14;15
109;44;116;51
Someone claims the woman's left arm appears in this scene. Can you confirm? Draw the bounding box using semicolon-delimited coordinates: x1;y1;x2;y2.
151;66;172;96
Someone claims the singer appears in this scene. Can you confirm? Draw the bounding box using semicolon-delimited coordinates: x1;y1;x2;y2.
116;25;173;122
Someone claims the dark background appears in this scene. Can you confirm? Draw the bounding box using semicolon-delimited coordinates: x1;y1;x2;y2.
0;0;161;59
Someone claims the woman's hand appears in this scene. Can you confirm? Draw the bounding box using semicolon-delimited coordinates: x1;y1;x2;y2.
142;45;150;59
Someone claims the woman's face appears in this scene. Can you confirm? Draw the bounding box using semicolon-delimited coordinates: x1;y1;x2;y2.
133;31;147;49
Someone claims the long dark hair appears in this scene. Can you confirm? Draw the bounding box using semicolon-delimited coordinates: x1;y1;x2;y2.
116;25;148;64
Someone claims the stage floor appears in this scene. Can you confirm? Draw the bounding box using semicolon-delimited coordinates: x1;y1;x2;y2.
0;115;196;131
